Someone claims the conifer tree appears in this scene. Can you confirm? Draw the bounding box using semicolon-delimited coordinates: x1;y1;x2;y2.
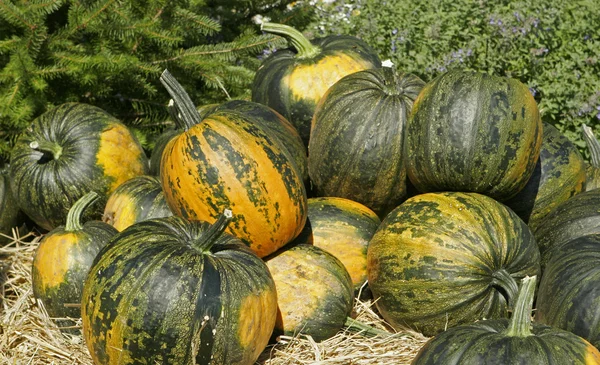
0;0;314;161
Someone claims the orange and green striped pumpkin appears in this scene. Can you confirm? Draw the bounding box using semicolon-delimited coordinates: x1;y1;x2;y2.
252;22;381;146
159;70;307;258
9;102;148;231
32;192;118;332
367;192;540;337
291;197;381;290
405;70;542;200
265;244;354;342
82;212;278;365
103;175;172;231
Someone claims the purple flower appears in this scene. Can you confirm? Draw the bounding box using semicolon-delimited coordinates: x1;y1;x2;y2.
392;28;398;35
597;112;600;120
584;34;591;41
532;19;539;27
529;88;537;97
514;11;521;21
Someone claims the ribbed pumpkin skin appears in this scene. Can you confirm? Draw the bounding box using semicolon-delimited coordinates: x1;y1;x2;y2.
265;244;354;342
503;122;586;231
252;36;381;146
586;165;600;191
103;175;172;231
308;68;425;216
533;189;600;266
0;167;24;244
82;216;278;365
32;221;117;330
149;129;179;176
9;103;149;230
412;318;600;364
367;192;540;337
536;234;600;349
406;70;542;200
160;110;307;258
291;197;381;289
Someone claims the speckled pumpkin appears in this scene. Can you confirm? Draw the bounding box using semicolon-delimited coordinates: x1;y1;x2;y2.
583;123;600;191
159;70;307;258
82;212;278;365
367;192;540;337
252;22;381;146
265;244;354;342
9;103;149;231
291;197;381;290
504;122;586;231
412;276;600;365
103;175;172;231
32;192;118;332
0;164;24;244
405;70;542;200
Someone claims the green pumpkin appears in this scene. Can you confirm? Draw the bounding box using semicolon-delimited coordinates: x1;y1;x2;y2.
252;22;381;146
583;123;600;191
0;165;25;244
412;276;600;365
9;103;149;231
503;122;586;231
536;234;600;350
367;192;540;337
103;175;172;231
405;70;542;200
265;244;354;342
82;212;278;365
308;67;425;216
533;189;600;267
32;192;118;332
149;128;179;176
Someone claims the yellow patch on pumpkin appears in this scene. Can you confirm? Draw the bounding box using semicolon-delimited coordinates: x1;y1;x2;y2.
33;232;79;290
103;192;138;231
97;123;147;193
237;287;278;361
284;53;375;105
585;341;600;364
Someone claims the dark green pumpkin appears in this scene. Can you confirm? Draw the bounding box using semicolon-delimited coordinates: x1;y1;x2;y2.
367;192;540;337
159;70;307;258
10;103;149;231
265;244;354;342
412;276;600;365
82;212;278;365
32;192;118;332
533;188;600;267
308;67;425;216
103;175;172;231
0;165;25;244
149;128;179;176
252;22;381;146
291;197;381;290
536;234;600;350
405;70;542;200
503;122;586;231
583;123;600;191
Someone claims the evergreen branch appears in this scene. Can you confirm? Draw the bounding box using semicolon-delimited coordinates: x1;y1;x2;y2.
174;7;221;35
0;1;36;30
73;0;118;32
25;0;64;16
0;37;19;54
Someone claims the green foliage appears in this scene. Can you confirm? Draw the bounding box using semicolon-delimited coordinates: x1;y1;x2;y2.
0;0;314;162
311;0;600;158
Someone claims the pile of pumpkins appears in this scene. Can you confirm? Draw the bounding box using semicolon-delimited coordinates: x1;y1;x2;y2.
3;21;600;364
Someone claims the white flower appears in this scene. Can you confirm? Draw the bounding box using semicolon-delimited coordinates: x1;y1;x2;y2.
252;14;271;25
382;59;394;68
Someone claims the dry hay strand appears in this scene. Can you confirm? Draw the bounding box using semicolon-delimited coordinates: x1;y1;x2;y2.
1;231;428;364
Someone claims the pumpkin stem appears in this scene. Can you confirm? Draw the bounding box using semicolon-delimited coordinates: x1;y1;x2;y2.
65;191;99;231
491;269;519;309
381;67;404;96
344;317;395;338
194;209;233;252
583;124;600;168
504;275;536;337
29;140;63;160
159;70;202;131
261;22;320;59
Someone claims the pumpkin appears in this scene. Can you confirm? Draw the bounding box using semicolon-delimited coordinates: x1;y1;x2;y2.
405;70;542;200
308;67;425;216
503;122;586;231
367;192;540;337
583;123;600;191
32;192;118;332
102;175;172;231
0;164;25;244
533;189;600;267
82;211;278;365
252;22;381;146
9;103;149;231
536;234;600;350
149;128;179;176
291;197;381;290
265;244;354;342
412;276;600;365
159;70;307;258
